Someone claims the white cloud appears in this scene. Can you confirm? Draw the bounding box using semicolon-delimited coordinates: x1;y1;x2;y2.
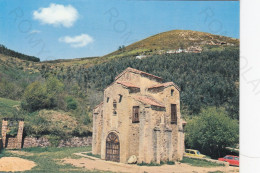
30;30;41;34
59;34;94;48
33;3;79;27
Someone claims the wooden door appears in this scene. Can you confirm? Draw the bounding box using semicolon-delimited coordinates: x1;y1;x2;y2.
105;132;120;162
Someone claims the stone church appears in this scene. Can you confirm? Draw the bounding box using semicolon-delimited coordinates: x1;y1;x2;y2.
92;67;186;163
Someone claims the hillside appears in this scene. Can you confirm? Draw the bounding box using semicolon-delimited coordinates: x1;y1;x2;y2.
40;30;239;67
103;30;239;58
0;44;40;62
0;30;239;140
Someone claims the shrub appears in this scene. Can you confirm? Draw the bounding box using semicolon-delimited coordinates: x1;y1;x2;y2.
21;76;64;112
21;81;49;112
66;96;77;110
185;107;239;158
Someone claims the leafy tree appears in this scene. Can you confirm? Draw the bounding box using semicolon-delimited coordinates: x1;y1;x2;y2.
185;107;239;158
21;81;49;112
21;76;64;112
45;75;64;108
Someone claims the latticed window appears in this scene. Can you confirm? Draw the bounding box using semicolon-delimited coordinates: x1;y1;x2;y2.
113;100;117;115
132;106;139;123
171;104;177;124
113;100;117;109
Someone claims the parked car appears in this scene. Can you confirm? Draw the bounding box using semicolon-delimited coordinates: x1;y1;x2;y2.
184;149;206;158
218;155;239;166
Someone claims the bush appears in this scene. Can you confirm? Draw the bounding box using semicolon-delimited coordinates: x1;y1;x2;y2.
21;81;49;112
21;76;64;112
66;96;77;110
185;107;239;158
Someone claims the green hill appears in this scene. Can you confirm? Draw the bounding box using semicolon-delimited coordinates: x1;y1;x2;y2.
104;30;239;58
42;30;239;67
0;30;239;140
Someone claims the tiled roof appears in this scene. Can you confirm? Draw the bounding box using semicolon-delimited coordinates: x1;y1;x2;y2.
115;67;163;81
148;82;181;91
133;95;165;108
117;81;139;88
94;102;103;110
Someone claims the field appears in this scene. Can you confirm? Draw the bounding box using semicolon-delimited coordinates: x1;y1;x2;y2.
0;146;107;172
0;147;239;173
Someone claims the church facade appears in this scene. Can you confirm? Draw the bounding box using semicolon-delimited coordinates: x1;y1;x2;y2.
92;67;186;163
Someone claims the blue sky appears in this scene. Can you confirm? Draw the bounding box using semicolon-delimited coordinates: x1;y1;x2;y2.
0;0;239;61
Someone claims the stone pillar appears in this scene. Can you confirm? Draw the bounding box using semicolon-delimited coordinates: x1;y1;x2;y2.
154;128;161;164
1;119;8;148
16;121;24;149
92;113;97;154
139;107;154;164
138;110;145;163
167;130;173;161
159;117;165;162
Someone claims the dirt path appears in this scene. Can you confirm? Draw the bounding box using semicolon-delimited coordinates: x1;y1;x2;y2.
0;157;36;172
63;153;239;173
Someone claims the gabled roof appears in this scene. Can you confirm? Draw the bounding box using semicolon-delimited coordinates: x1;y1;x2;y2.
148;82;181;91
115;67;163;81
133;95;165;108
117;81;139;88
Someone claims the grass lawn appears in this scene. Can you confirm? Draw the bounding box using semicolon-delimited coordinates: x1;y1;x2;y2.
85;152;101;159
0;146;111;173
180;157;225;167
0;97;20;117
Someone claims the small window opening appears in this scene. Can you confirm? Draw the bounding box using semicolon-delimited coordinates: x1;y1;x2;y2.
132;106;139;123
171;104;177;124
171;89;174;96
107;97;109;103
119;94;122;103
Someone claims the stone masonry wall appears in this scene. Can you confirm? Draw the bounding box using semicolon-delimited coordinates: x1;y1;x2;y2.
23;136;92;148
1;119;24;149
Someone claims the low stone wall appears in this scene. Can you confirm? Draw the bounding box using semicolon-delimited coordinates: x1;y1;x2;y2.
6;137;18;149
22;136;92;148
23;137;51;148
58;137;92;147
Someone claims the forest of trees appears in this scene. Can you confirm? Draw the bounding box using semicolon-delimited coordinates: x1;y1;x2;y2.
0;48;239;120
41;48;238;119
0;47;239;152
0;44;40;62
